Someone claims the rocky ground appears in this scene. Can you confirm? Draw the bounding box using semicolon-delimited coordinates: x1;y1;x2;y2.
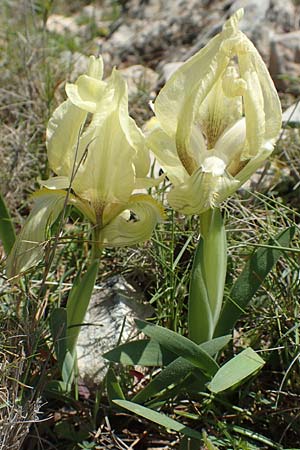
47;0;300;95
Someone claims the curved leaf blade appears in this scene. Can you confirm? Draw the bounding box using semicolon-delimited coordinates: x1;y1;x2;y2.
103;339;176;366
208;347;265;393
215;226;295;337
66;260;98;354
0;192;16;255
113;399;202;440
135;319;219;376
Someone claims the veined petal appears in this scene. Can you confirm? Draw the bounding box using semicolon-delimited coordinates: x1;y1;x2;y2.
238;47;265;159
214;118;246;167
40;176;70;190
129;117;150;179
134;173;165;190
6;190;67;278
99;194;165;247
146;120;189;185
168;168;238;215
70;70;138;214
154;32;225;139
66;76;106;113
46;99;87;178
196;74;244;150
154;10;244;175
243;42;282;142
65;56;106;113
175;53;229;175
108;69;150;178
72;108;136;212
234;140;274;188
87;55;104;79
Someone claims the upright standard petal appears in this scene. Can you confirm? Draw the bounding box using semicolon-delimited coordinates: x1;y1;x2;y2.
70;71;137;224
46;100;87;178
65;56;106;113
146;119;189;186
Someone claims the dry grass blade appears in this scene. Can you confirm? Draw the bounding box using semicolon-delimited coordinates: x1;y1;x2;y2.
0;322;41;450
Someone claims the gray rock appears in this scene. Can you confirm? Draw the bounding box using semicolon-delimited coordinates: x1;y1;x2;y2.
107;24;135;50
46;14;85;36
119;65;159;96
282;102;300;127
267;0;297;33
269;31;300;93
161;62;183;82
229;0;270;34
59;51;90;81
76;275;153;384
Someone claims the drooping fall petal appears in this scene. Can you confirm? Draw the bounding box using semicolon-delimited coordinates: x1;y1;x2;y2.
6;190;67;278
99;195;165;247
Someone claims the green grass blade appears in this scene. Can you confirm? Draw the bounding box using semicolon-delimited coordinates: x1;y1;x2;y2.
208;347;265;393
66;261;98;354
0;192;16;255
50;307;67;368
135;319;219;376
215;226;295;337
49;307;75;388
106;368;125;407
113;399;202;440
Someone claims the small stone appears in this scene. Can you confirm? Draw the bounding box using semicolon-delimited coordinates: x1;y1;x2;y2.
119;65;159;97
76;275;153;384
269;31;300;93
107;24;135;49
267;0;297;33
59;51;90;81
282;102;300;127
46;14;83;35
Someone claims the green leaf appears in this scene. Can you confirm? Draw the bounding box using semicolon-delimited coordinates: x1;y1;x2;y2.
0;192;16;255
135;319;219;376
106;368;125;407
200;334;231;356
46;380;69;394
50;307;68;369
189;208;227;343
103;339;176;366
113;399;202;440
208;347;265;393
133;357;194;404
215;226;295;337
66;261;98;354
132;335;231;404
49;308;75;388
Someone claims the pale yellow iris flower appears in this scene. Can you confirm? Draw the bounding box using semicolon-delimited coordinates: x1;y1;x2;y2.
147;9;282;215
7;56;164;277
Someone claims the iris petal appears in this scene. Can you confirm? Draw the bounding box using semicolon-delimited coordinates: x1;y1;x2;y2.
168;168;239;215
99;194;165;247
46;100;87;178
146;120;189;185
7;190;67;278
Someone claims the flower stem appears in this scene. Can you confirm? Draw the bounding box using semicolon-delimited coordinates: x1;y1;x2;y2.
188;208;227;343
91;225;103;262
